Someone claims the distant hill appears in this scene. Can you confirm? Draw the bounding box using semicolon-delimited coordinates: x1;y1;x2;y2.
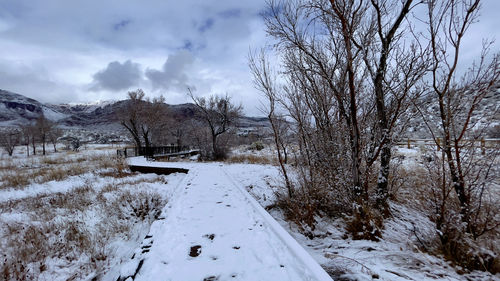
4;86;495;140
0;89;270;132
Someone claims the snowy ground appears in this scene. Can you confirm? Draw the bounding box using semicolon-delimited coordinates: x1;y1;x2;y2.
0;145;185;280
1;144;498;280
222;148;500;281
122;158;332;281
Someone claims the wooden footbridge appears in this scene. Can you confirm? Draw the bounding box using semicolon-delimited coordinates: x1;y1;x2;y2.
117;145;199;160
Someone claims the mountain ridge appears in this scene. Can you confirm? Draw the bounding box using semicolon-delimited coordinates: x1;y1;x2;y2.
0;89;270;131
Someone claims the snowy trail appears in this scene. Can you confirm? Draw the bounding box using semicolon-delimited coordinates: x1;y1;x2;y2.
124;158;332;281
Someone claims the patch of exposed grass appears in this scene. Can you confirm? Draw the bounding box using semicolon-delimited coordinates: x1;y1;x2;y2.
0;154;133;189
226;154;277;165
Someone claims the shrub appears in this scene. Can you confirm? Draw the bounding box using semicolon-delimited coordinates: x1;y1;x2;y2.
118;190;166;223
274;178;351;234
345;204;383;241
226;154;276;165
248;141;265;151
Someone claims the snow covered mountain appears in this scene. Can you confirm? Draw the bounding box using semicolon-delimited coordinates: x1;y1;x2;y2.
0;89;69;126
0;89;271;132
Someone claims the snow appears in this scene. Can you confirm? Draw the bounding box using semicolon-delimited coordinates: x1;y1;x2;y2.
42;106;69;121
221;161;500;281
123;157;333;281
1;144;498;280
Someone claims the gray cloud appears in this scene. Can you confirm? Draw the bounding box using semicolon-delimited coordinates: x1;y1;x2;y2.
0;60;76;104
198;18;215;33
0;0;497;116
145;51;194;91
91;60;142;91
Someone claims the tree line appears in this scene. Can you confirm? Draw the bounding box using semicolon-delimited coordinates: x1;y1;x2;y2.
1;115;64;157
118;89;242;160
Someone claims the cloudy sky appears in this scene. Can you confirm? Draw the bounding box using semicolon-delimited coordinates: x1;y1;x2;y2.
0;0;498;115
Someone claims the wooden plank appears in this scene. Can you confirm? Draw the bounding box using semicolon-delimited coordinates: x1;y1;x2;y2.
129;165;189;175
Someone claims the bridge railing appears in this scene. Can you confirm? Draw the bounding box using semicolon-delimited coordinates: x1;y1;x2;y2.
117;145;191;158
395;138;500;154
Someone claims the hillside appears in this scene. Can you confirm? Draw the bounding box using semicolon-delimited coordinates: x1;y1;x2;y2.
0;90;270;132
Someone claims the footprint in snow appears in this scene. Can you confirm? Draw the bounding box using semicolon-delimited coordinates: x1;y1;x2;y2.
204;234;216;241
189;245;202;257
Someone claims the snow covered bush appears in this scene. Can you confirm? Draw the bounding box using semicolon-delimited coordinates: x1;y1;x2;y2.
118;190;165;223
390;149;500;274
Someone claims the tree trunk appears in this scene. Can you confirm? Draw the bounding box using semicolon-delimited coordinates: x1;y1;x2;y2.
438;94;469;222
31;136;36;155
374;64;391;212
329;0;363;198
212;134;218;159
270;116;293;198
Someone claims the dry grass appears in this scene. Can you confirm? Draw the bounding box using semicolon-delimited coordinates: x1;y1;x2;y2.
226;154;277;165
97;157;133;178
0;172;31;188
0;154;132;189
0;174;168;280
0;148;172;279
387;156;500;274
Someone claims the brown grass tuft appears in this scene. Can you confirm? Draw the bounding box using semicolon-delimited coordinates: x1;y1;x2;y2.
226;154;277;165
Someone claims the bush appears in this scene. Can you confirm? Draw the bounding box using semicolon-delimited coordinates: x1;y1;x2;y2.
274;177;352;233
248;141;265;151
118;190;165;223
345;204;383;241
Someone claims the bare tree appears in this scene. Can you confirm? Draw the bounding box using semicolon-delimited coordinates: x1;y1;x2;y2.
48;127;63;152
35;115;53;155
119;89;145;150
19;124;33;156
167;118;188;147
141;95;170;149
119;89;170;154
188;89;242;160
260;0;424;222
360;0;429;212
1;129;20;156
249;50;294;197
419;0;499;238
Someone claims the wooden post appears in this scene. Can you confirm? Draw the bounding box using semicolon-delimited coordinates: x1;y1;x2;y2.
437;138;440;151
481;138;485;155
407;139;411;149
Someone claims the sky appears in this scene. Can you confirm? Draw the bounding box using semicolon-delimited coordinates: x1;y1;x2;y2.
0;0;498;116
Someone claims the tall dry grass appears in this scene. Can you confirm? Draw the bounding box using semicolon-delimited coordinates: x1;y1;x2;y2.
0;150;170;280
0;153;131;189
0;179;167;280
226;154;277;165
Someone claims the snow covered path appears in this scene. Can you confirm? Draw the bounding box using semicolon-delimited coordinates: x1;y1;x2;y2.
123;158;332;281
